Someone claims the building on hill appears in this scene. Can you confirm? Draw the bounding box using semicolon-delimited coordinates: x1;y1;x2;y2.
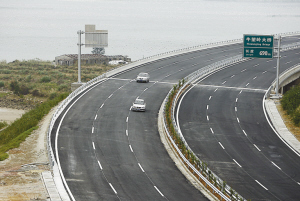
55;54;131;66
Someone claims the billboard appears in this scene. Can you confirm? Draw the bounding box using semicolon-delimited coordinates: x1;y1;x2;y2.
85;25;108;48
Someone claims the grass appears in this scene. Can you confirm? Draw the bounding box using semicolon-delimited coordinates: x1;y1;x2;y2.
0;59;117;109
0;121;8;130
0;59;118;161
0;93;68;161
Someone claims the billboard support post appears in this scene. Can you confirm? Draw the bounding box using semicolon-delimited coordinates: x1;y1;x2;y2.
275;36;281;96
77;30;84;83
76;25;108;85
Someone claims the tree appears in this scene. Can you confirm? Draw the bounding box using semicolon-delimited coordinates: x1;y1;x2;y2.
92;47;105;54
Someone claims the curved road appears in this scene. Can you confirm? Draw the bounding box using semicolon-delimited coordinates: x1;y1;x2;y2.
178;44;300;200
51;36;300;200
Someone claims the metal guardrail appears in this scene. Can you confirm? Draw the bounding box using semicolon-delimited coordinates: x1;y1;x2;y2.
46;31;300;200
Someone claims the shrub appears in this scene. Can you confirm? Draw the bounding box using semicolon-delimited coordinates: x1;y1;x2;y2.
20;85;29;95
0;121;8;130
58;84;69;92
293;110;300;126
9;80;20;95
281;86;300;115
31;89;40;97
0;81;4;87
40;76;51;83
26;75;32;82
49;92;57;100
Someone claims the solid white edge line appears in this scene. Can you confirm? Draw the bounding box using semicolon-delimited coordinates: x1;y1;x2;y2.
255;180;268;191
263;92;300;157
233;159;242;167
138;163;145;172
219;142;225;149
109;183;117;194
253;144;261;151
129;145;133;152
92;142;95;150
55;78;108;201
154;186;164;197
210;128;214;134
271;161;281;170
98;160;103;170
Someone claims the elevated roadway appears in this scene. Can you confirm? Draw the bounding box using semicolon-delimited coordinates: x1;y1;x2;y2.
51;35;300;200
177;46;300;200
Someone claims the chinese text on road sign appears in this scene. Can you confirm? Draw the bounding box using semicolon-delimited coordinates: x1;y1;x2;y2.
243;34;274;58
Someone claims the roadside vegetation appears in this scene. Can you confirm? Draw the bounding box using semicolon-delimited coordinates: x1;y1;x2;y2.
281;85;300;127
0;59;117;161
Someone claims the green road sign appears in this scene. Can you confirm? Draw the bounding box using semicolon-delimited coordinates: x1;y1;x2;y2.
243;34;274;58
243;47;273;58
244;35;274;48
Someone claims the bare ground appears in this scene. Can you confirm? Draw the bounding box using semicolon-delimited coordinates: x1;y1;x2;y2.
0;106;57;201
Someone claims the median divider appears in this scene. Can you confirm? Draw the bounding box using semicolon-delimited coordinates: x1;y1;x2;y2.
159;55;247;201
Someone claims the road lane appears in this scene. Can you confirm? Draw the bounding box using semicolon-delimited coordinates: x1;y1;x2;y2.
178;47;300;200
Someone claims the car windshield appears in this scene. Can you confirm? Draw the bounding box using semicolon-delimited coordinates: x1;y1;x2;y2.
134;99;144;105
138;73;148;77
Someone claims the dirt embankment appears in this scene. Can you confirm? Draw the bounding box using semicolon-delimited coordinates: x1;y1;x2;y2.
0;106;56;201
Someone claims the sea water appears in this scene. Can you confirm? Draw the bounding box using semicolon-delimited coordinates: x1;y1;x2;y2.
0;0;299;62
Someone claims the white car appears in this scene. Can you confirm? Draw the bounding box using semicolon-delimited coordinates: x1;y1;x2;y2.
136;72;150;83
131;99;146;112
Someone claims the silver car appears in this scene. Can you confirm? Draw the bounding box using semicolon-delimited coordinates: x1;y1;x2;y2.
131;98;146;112
136;72;150;83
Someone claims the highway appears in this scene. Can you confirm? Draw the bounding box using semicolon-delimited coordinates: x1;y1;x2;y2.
178;46;300;200
51;36;300;200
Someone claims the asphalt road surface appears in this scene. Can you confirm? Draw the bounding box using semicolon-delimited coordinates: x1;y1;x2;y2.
178;46;300;200
51;36;300;200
